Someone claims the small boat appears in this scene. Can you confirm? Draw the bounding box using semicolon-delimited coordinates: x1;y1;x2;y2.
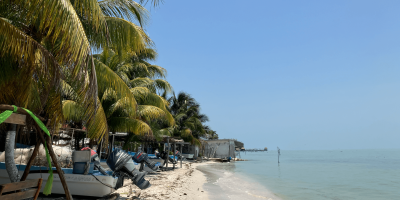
0;162;117;197
181;154;194;159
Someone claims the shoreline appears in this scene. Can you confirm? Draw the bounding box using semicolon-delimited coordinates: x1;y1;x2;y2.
114;162;210;199
197;161;282;200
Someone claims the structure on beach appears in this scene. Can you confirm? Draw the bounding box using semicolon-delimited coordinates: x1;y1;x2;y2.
202;139;244;159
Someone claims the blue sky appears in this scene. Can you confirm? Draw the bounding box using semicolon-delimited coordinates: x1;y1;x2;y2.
144;0;400;150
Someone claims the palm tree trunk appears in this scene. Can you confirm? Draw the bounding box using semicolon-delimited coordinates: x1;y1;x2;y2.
5;123;21;182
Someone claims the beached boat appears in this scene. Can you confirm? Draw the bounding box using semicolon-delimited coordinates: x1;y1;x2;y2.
181;153;194;159
0;162;117;197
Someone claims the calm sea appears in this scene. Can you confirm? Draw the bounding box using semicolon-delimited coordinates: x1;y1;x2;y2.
197;149;400;200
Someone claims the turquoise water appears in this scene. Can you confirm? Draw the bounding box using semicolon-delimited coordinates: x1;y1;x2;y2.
198;149;400;200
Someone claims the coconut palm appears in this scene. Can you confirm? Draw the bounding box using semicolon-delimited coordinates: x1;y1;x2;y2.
0;0;152;183
62;48;175;148
156;92;214;145
203;125;218;139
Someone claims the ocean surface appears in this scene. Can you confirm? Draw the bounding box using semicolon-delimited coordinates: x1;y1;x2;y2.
197;149;400;200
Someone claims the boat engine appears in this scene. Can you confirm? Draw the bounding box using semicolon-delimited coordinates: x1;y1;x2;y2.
107;149;151;190
156;151;177;164
132;151;159;171
81;147;108;175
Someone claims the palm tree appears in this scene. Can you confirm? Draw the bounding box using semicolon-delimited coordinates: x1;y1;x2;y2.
0;0;152;183
203;126;218;139
62;48;175;151
157;92;214;146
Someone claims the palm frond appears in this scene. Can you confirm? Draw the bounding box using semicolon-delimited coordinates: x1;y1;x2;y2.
139;0;163;7
108;117;151;135
61;80;79;101
94;58;137;118
130;78;172;93
0;18;60;85
73;0;108;50
62;100;85;121
99;0;149;27
105;17;152;54
109;97;136;118
138;105;165;121
86;97;109;140
146;65;167;78
15;0;91;68
155;127;173;137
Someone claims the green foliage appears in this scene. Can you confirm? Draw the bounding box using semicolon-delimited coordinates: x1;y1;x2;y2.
156;92;216;146
0;0;152;136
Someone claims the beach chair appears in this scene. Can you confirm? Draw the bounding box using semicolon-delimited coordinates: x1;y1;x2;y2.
0;178;43;200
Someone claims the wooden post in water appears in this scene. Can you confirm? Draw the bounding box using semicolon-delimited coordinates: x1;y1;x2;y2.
277;147;281;164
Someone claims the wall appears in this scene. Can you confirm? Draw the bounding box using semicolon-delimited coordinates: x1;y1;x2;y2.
182;144;199;158
204;140;235;158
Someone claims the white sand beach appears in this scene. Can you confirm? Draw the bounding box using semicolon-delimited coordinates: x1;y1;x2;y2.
114;162;209;200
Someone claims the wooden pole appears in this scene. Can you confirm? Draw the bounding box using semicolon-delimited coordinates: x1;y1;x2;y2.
173;142;176;170
166;137;169;169
71;129;74;150
35;124;72;200
20;141;41;181
98;138;103;160
180;144;183;168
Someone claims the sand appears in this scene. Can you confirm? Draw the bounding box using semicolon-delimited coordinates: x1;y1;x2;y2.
113;162;210;200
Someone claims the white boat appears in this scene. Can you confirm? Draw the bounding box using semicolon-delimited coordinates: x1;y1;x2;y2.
181;154;194;159
0;162;118;197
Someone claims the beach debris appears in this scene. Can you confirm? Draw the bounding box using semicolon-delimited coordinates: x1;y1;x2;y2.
184;193;187;195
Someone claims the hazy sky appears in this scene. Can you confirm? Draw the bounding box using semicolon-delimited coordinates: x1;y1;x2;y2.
144;0;400;150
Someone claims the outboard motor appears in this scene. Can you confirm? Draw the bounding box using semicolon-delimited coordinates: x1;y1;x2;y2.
132;151;159;171
107;149;151;190
156;151;177;164
81;147;108;175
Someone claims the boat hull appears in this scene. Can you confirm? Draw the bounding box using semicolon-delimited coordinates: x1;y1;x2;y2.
0;163;117;197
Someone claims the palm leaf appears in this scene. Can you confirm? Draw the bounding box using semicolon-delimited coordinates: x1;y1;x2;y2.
86;97;109;140
15;0;91;68
94;58;137;118
138;105;166;121
62;100;85;121
108;117;151;135
99;0;149;27
105;17;152;54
